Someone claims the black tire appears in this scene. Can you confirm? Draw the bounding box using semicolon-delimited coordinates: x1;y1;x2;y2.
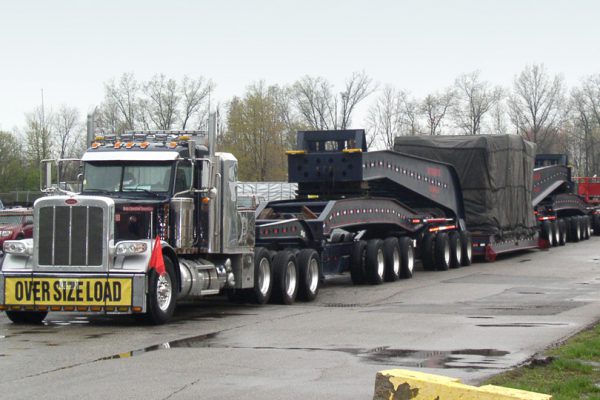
383;237;401;282
459;231;472;266
5;310;48;324
398;237;414;279
145;256;177;325
558;219;567;246
564;217;573;242
421;233;436;271
297;249;320;302
594;214;600;236
541;220;553;246
583;216;592;239
249;247;273;304
448;231;462;269
271;250;299;305
551;220;560;246
366;239;385;285
434;232;450;271
350;240;367;284
571;216;581;242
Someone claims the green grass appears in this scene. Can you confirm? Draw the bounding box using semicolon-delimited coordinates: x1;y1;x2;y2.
485;323;600;400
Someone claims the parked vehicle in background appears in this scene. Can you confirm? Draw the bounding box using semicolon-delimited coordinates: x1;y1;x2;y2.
0;208;33;255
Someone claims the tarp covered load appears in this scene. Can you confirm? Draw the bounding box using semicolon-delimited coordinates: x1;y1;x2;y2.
394;134;537;237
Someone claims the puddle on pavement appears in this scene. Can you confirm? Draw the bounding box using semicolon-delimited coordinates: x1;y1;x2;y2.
477;322;568;328
96;329;509;370
362;348;509;369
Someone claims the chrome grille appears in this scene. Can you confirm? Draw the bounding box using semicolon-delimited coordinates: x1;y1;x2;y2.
38;205;104;266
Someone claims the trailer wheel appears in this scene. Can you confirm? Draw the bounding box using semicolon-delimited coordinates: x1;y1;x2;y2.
421;233;436;271
541;220;553;246
583;216;592;240
434;232;451;271
383;237;401;282
297;249;320;302
570;217;581;242
594;214;600;236
272;250;298;305
459;231;472;266
350;240;368;284
448;231;462;268
366;239;385;284
145;256;176;325
5;311;48;324
558;219;567;246
250;247;273;304
398;237;415;279
551;220;560;246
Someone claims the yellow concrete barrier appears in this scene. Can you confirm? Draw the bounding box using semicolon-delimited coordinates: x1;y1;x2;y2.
373;369;551;400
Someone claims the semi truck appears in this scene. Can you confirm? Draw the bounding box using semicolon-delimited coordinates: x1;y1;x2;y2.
532;154;599;245
0;123;473;324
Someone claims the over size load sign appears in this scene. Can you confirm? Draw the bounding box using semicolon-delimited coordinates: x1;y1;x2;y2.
4;277;132;307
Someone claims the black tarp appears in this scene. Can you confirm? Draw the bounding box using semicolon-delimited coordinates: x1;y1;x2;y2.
393;134;536;237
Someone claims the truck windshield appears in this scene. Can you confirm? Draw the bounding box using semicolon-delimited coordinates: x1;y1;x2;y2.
0;215;23;225
83;162;173;193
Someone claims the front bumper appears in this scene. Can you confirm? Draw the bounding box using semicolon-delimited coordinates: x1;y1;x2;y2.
0;272;147;314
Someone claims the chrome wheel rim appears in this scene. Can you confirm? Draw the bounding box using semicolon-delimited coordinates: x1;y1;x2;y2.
392;248;400;276
377;249;384;278
466;238;472;261
156;273;172;312
285;261;297;297
455;238;462;264
407;245;414;273
444;242;450;265
307;257;319;293
258;257;271;296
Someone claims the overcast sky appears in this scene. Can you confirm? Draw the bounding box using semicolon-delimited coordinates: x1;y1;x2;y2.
1;0;599;132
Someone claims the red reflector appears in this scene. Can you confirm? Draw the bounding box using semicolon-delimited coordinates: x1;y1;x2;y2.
65;198;78;205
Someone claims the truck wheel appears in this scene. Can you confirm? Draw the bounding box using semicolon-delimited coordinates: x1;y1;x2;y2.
434;232;450;271
398;237;414;279
383;237;401;282
350;240;367;284
5;311;48;324
541;220;553;246
584;216;592;239
448;231;462;268
558;219;567;246
250;247;273;304
594;215;600;236
297;249;320;302
421;233;436;271
551;220;560;246
272;250;298;305
571;217;581;242
366;239;385;284
564;217;573;242
459;231;472;266
145;256;176;325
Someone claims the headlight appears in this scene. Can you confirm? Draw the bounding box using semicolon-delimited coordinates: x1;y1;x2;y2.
3;240;32;256
0;231;12;237
115;241;147;257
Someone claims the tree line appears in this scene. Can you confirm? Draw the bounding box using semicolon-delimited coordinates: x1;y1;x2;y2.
1;64;600;193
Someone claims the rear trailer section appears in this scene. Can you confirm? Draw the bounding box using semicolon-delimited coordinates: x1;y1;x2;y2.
394;134;539;260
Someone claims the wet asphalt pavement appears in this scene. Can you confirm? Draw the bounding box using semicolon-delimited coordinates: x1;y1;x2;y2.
2;237;600;399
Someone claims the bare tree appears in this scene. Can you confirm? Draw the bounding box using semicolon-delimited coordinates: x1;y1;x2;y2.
367;86;404;149
104;73;140;131
293;72;375;130
143;74;180;130
54;105;82;158
452;71;504;135
24;106;54;165
180;76;213;129
421;89;455;135
508;64;567;152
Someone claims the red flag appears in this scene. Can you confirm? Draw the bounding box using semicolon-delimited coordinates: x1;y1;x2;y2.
149;236;166;276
